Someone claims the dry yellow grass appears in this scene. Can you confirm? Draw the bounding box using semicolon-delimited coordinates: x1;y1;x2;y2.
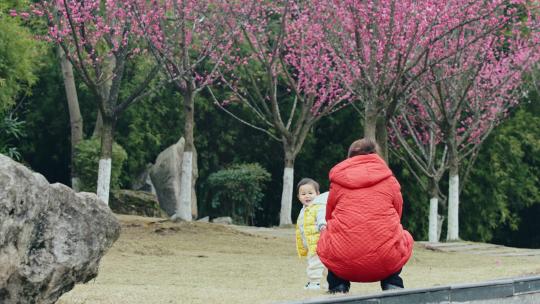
57;215;540;304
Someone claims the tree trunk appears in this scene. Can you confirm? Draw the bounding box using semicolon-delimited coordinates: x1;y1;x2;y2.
57;47;83;191
92;111;103;138
176;89;195;221
93;55;115;138
364;103;377;141
94;55;117;205
447;138;460;241
191;146;198;219
428;181;440;242
279;150;295;226
437;213;444;242
96;116;114;204
364;104;389;161
375;115;389;161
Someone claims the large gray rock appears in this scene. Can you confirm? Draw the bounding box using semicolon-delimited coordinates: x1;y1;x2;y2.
131;163;156;194
0;154;120;304
149;138;184;217
149;137;198;219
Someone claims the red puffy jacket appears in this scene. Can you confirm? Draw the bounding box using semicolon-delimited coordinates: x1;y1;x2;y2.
317;154;414;282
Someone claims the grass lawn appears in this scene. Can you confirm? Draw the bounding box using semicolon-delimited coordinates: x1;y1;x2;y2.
57;215;540;304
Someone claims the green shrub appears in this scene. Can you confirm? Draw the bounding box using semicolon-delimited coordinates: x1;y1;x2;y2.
0;113;25;160
74;138;128;192
207;163;271;225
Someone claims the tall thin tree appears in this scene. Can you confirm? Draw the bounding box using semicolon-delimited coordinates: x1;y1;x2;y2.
37;0;161;204
405;17;539;240
138;0;236;221
310;0;529;160
57;46;83;191
390;99;448;242
214;0;351;226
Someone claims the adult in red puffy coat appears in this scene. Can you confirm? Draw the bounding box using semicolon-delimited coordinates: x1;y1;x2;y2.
317;138;414;293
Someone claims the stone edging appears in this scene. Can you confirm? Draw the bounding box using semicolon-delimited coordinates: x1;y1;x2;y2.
280;275;540;304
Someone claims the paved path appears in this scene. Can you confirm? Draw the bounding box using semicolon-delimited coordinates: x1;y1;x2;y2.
417;241;540;257
231;224;540;257
280;275;540;304
231;225;296;239
231;225;540;257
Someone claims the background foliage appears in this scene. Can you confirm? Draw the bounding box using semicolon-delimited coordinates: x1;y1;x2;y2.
207;163;271;225
1;0;539;247
0;1;43;159
73;138;128;192
461;97;540;247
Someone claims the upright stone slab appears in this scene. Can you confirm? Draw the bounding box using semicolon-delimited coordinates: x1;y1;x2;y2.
0;154;120;304
149;138;185;217
149;137;198;219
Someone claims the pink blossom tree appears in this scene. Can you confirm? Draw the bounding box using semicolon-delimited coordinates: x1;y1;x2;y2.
432;46;538;241
389;99;448;242
11;4;84;190
213;0;351;226
35;0;162;204
136;0;237;221
392;10;540;240
309;0;533;160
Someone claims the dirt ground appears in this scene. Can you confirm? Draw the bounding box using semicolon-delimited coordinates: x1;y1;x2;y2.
57;215;540;304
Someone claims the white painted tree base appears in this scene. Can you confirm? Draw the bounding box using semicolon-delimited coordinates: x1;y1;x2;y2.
447;174;460;241
96;158;112;205
279;167;294;226
176;151;193;221
429;197;439;242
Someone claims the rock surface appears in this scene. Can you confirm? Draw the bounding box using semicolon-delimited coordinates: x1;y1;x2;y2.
149;137;198;219
109;189;167;218
149;138;184;217
212;216;233;225
0;154;120;304
131;163;156;194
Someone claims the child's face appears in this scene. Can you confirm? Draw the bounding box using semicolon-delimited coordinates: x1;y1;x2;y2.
297;184;319;207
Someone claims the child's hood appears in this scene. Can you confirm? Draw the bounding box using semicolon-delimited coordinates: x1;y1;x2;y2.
312;191;329;205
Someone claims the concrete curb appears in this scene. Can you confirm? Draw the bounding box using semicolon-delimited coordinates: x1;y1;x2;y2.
280;275;540;304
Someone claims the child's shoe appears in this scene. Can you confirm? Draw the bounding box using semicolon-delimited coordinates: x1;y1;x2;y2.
304;282;321;290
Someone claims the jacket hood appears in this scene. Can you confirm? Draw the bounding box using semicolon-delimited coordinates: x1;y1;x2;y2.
329;154;393;189
312;191;329;205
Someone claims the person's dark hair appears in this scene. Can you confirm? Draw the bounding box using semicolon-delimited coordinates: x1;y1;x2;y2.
348;138;380;158
297;178;320;193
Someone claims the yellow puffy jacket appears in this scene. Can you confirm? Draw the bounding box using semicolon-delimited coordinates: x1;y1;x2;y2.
295;192;328;257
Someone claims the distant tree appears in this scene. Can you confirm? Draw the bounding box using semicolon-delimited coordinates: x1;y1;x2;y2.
214;0;351;226
308;0;540;240
390;99;448;242
34;0;162;204
138;0;236;221
309;0;537;161
400;14;539;240
56;46;83;190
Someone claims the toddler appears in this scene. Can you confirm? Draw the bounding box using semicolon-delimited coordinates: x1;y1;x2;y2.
295;178;328;290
